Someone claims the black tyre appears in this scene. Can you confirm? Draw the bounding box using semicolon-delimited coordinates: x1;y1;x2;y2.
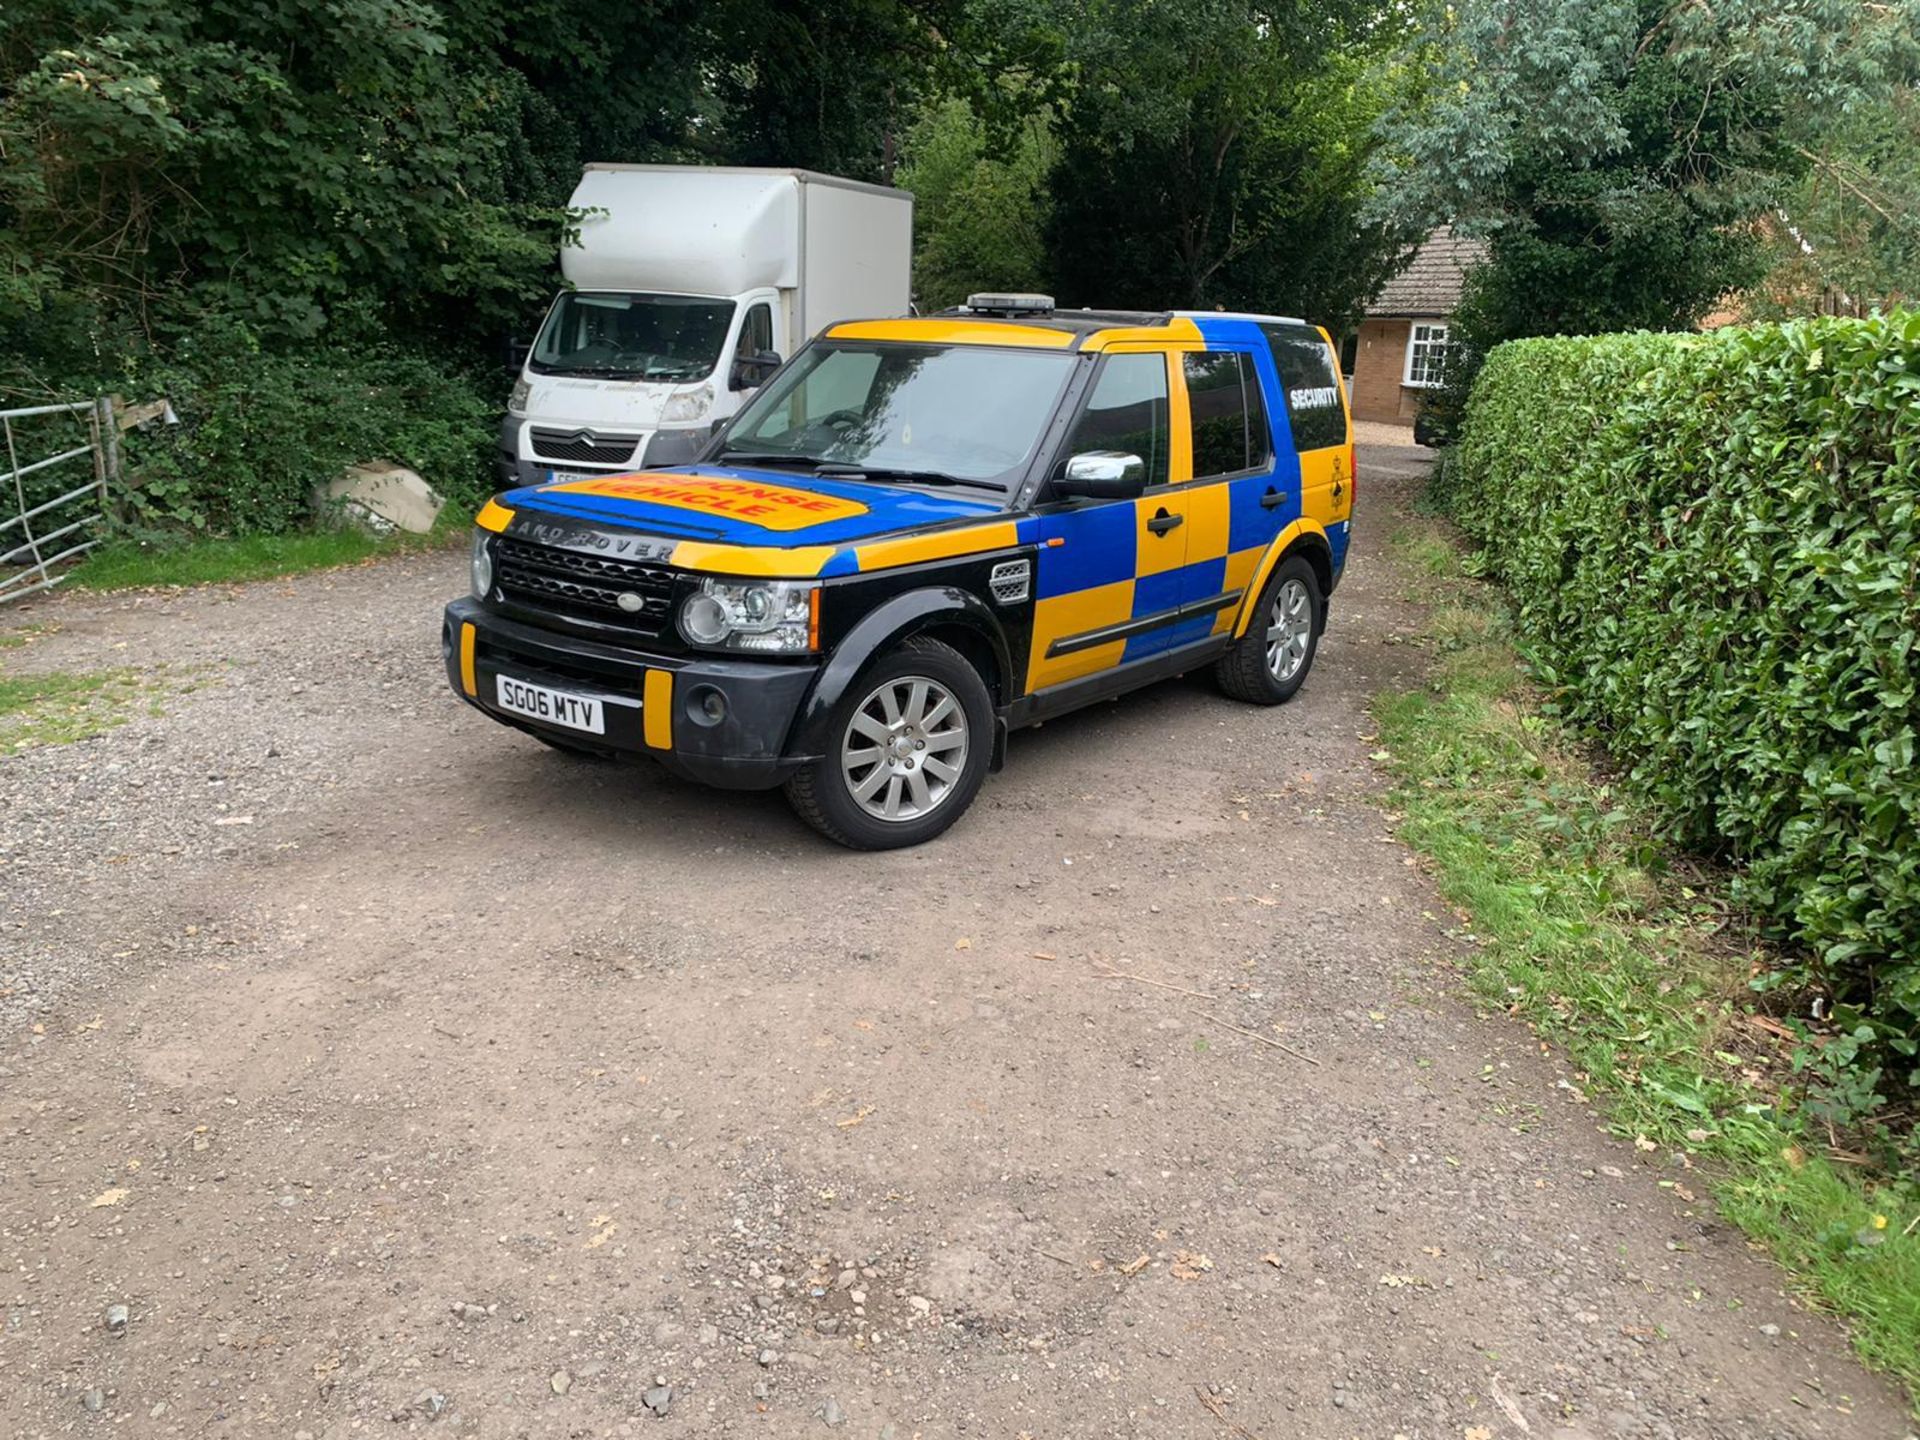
785;636;992;849
1214;554;1324;705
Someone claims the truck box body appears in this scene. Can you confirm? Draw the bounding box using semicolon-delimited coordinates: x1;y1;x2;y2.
500;167;912;487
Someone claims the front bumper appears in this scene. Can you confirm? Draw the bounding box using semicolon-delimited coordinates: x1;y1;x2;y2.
443;598;821;790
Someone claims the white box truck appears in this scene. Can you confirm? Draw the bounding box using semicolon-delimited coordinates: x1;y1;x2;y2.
498;165;914;486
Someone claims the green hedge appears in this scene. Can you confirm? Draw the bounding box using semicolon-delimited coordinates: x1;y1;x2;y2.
1441;314;1920;1107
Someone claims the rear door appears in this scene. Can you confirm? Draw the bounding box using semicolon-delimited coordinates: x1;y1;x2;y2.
1172;346;1279;644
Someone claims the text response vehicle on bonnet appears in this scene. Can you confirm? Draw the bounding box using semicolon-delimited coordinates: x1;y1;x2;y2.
444;295;1355;848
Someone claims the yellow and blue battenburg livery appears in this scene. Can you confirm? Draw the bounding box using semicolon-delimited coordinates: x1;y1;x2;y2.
444;296;1355;849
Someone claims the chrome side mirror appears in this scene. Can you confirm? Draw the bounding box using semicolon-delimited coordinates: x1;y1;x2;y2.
1056;451;1147;500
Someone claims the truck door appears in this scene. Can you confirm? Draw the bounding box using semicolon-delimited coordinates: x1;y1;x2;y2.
1027;349;1187;692
719;290;783;420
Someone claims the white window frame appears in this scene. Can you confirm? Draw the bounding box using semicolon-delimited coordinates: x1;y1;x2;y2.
1403;322;1451;388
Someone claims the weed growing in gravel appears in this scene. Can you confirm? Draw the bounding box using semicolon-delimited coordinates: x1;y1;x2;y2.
1374;515;1920;1409
0;667;157;751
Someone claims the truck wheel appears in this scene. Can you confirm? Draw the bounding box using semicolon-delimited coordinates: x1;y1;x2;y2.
785;636;992;849
1214;554;1324;705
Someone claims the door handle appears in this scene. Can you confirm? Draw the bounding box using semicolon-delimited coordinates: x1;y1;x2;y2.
1147;509;1183;536
1260;488;1288;510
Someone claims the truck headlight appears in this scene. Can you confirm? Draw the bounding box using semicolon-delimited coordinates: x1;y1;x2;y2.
677;578;817;653
471;529;494;598
508;378;531;416
662;385;712;424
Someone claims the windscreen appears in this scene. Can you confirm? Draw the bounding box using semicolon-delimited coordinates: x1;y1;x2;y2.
725;343;1076;488
531;292;736;381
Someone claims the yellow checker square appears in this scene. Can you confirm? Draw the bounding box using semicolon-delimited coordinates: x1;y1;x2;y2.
1131;498;1189;578
1028;579;1134;691
1217;544;1265;634
1183;484;1231;566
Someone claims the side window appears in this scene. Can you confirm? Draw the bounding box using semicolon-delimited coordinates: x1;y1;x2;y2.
736;302;774;359
1262;324;1347;452
1184;351;1265;479
1057;353;1169;489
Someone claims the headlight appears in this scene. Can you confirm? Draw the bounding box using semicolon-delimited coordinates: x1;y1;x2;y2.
508;378;531;415
676;578;817;653
471;529;494;598
662;385;712;424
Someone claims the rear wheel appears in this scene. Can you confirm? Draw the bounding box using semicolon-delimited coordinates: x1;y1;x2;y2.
1214;554;1324;705
785;636;992;849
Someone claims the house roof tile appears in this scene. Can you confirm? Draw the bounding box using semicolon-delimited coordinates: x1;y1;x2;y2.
1367;226;1486;317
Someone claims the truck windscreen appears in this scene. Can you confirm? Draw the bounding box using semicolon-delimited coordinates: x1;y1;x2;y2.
531;292;735;381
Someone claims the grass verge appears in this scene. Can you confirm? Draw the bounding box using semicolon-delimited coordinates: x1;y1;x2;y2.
1373;513;1920;1411
69;511;468;592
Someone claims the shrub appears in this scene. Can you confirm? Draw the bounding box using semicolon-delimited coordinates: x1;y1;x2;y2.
116;323;494;536
1444;314;1920;1117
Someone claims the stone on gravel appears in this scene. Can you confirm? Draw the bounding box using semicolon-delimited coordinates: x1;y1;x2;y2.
550;1369;572;1395
104;1303;129;1335
81;1388;105;1413
643;1383;673;1417
757;1347;778;1366
822;1396;846;1427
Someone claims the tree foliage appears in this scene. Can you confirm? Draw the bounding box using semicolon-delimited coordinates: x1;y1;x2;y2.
1043;0;1413;330
1371;0;1920;348
896;98;1054;311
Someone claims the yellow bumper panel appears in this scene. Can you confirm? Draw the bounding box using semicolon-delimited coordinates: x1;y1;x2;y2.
643;669;674;751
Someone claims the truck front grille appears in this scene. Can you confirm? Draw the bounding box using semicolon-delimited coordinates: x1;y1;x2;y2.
529;428;642;465
495;537;677;633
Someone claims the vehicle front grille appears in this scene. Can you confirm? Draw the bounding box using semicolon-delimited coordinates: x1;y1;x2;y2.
495;536;677;633
528;428;642;465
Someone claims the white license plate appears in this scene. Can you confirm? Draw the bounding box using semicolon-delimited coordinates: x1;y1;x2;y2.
545;468;608;484
494;674;606;734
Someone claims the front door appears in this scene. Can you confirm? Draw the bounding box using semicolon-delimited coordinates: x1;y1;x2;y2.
1027;350;1187;692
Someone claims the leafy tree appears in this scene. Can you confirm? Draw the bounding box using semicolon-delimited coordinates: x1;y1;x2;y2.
896;98;1055;310
1041;0;1413;329
1370;0;1920;347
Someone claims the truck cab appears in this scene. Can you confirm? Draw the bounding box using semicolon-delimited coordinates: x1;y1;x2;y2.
450;295;1355;849
500;166;913;485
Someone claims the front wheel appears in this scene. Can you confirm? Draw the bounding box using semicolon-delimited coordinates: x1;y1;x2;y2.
1214;554;1324;705
785;636;992;849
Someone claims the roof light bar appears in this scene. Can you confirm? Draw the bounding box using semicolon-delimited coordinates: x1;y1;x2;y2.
964;292;1055;317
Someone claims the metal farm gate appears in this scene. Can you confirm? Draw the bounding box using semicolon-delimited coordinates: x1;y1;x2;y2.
0;398;118;605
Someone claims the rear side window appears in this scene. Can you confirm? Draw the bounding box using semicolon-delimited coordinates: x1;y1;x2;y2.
1059;353;1170;488
1262;324;1347;452
1183;351;1271;480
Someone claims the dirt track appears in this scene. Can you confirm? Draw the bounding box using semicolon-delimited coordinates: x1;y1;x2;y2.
1;444;1909;1439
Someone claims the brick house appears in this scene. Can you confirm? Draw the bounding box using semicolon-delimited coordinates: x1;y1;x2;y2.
1349;227;1484;425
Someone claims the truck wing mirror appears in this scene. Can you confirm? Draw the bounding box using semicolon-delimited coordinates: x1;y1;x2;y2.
729;350;783;392
1055;451;1147;501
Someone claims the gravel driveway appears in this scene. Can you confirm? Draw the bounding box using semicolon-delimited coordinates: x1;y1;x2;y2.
1;444;1908;1439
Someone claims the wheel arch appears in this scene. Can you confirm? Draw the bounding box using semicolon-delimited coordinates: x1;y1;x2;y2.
1230;522;1336;640
790;587;1011;757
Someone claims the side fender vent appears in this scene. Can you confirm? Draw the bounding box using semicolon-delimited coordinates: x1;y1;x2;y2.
989;559;1031;606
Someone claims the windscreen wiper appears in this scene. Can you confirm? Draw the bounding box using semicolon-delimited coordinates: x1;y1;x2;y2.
813;464;1008;494
715;451;824;469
